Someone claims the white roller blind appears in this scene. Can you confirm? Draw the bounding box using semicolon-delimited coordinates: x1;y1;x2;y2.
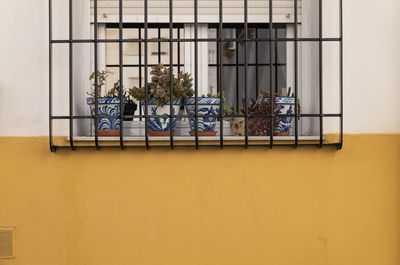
91;0;302;23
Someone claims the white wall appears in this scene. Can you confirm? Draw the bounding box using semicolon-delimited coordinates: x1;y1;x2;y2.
0;0;49;136
0;0;399;136
343;0;400;134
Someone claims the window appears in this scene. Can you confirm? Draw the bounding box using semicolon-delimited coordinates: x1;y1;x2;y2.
103;24;185;121
49;0;343;151
207;24;287;113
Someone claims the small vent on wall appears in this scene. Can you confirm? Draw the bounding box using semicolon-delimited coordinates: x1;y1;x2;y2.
0;227;15;259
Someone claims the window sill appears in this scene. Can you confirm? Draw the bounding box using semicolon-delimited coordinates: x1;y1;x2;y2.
72;120;323;142
71;135;322;142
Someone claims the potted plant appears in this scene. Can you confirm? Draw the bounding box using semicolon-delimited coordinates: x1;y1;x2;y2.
227;105;245;136
87;70;133;136
185;93;229;136
129;64;194;136
248;89;300;136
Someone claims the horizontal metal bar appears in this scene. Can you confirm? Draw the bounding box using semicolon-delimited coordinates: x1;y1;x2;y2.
106;22;286;29
51;142;342;151
209;63;286;67
51;113;342;120
105;22;185;29
106;63;286;68
107;64;183;68
51;37;342;44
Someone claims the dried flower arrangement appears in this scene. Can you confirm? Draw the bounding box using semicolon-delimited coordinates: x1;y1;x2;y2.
248;89;300;136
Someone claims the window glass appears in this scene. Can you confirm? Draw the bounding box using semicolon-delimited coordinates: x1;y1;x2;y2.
208;25;287;111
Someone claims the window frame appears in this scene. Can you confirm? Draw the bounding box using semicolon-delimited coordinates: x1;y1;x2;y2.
49;0;343;151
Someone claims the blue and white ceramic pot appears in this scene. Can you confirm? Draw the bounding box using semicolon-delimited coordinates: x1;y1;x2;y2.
87;97;126;136
185;97;220;136
273;96;296;136
142;98;182;136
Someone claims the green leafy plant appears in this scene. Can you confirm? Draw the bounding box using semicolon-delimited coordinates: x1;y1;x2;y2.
129;64;194;107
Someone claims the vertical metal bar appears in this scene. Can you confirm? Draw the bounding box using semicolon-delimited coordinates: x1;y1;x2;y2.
235;28;239;113
294;0;299;147
69;0;75;150
274;28;278;93
319;0;323;147
169;0;174;148
219;0;224;148
139;28;142;121
217;28;220;95
339;0;343;149
269;0;274;147
49;0;55;152
194;0;199;148
118;0;124;149
244;0;248;148
144;0;149;149
255;29;259;98
158;28;161;64
94;0;100;149
177;29;181;73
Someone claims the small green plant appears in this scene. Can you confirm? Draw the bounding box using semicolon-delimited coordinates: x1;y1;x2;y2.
105;80;125;98
200;93;233;116
88;71;127;103
129;64;194;107
88;70;106;98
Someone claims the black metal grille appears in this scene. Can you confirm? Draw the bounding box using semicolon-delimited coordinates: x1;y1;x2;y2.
104;24;185;123
49;0;343;151
208;24;287;114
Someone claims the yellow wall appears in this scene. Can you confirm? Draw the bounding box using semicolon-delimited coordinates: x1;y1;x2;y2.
0;135;399;265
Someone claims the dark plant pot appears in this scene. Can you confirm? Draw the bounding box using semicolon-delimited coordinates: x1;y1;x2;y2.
123;100;137;121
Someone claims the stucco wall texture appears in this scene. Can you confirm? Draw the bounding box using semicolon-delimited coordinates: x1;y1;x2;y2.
0;135;399;265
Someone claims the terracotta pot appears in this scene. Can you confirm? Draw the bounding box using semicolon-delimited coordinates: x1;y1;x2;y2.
148;130;175;136
98;130;120;136
189;131;217;136
274;131;290;136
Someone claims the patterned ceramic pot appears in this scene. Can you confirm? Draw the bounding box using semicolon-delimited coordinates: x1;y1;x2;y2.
185;97;220;136
87;97;126;136
142;99;182;136
229;117;245;136
273;96;296;136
